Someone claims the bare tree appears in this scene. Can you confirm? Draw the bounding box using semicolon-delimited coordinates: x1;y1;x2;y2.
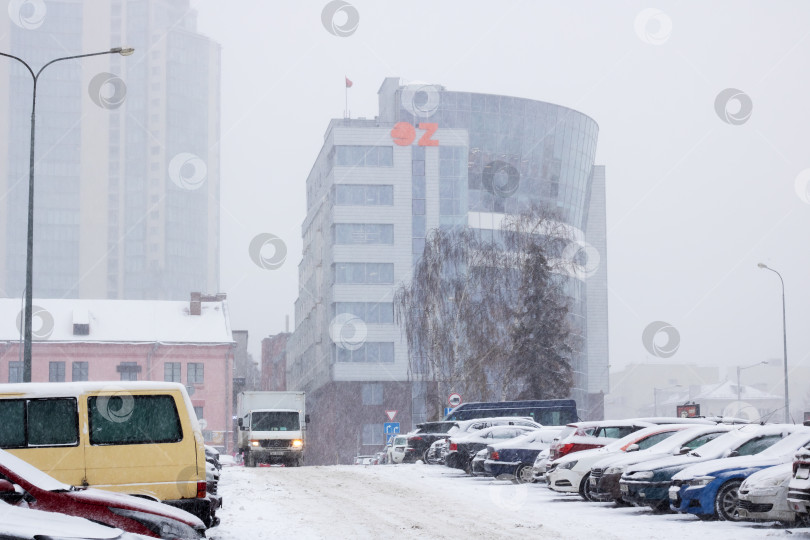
396;206;580;417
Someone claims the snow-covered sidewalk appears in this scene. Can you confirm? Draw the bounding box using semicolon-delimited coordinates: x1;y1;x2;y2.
208;463;802;539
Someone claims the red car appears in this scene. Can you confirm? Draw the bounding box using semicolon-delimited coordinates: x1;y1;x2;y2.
0;448;205;539
549;420;654;461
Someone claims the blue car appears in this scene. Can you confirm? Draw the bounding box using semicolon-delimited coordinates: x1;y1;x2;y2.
484;428;561;483
670;428;810;520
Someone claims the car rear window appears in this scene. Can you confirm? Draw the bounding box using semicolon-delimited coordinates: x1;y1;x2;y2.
88;394;182;445
595;426;637;439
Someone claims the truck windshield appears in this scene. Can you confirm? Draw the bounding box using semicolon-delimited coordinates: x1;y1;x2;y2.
252;411;299;431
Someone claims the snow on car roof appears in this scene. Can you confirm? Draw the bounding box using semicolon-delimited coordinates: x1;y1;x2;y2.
0;380;188;398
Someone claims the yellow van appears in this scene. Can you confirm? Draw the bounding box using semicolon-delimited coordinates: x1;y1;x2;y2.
0;381;213;525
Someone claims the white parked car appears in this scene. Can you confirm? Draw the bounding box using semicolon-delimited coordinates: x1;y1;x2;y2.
389;435;409;464
737;462;800;524
532;448;551;481
547;424;691;500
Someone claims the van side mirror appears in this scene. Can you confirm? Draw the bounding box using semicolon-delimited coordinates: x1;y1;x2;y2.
0;480;24;505
237;418;243;428
305;414;311;424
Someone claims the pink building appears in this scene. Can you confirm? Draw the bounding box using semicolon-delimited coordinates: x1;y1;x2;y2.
0;294;235;452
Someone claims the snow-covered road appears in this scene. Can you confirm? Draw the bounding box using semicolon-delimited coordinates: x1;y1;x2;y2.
208;464;804;540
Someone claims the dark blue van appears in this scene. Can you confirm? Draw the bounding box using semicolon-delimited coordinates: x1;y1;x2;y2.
443;399;577;426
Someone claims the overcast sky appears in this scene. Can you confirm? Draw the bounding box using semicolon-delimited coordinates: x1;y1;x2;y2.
191;1;810;383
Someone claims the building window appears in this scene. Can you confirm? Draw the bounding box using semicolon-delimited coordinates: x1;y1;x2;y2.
164;362;181;383
117;362;141;381
8;362;23;383
335;185;394;206
361;383;383;405
187;363;204;385
335;343;395;363
334;224;394;245
49;362;66;382
361;423;385;445
193;406;204;421
335;146;393;167
333;302;394;324
72;362;89;382
334;262;394;284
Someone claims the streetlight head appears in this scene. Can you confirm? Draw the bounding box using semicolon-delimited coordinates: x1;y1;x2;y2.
110;47;135;56
757;262;768;269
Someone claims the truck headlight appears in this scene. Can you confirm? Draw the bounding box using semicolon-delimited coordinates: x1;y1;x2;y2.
292;439;304;448
250;440;260;447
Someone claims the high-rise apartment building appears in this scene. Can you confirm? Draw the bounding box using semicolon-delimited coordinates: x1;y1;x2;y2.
0;0;220;301
288;78;609;464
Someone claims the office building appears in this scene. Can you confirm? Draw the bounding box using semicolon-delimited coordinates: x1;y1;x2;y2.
287;78;608;463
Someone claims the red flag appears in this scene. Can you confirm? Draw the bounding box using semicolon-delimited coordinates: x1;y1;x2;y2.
345;76;353;88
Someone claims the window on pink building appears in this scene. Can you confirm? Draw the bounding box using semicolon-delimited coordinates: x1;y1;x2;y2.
49;362;65;382
72;362;88;382
164;362;181;382
8;362;22;383
117;362;141;381
187;363;204;385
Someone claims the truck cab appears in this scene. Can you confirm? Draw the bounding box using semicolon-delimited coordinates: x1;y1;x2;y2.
237;392;307;467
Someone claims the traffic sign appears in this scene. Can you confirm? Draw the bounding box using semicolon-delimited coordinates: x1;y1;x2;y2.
386;433;397;444
448;393;462;407
444;407;453;417
384;422;400;435
385;410;398;421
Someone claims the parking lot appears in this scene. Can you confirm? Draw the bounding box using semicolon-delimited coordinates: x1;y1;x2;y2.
208;464;795;539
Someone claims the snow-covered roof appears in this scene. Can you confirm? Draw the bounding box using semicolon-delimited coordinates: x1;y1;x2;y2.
693;381;782;401
659;381;782;405
0;298;233;344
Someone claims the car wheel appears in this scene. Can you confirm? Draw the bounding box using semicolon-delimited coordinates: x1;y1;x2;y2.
578;473;593;501
715;479;742;521
515;464;535;484
463;459;473;475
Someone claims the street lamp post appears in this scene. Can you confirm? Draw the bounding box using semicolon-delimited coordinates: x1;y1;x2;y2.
0;47;134;382
757;263;790;423
736;360;768;404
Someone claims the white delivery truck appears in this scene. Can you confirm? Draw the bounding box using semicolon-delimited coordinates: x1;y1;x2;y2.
237;391;308;467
